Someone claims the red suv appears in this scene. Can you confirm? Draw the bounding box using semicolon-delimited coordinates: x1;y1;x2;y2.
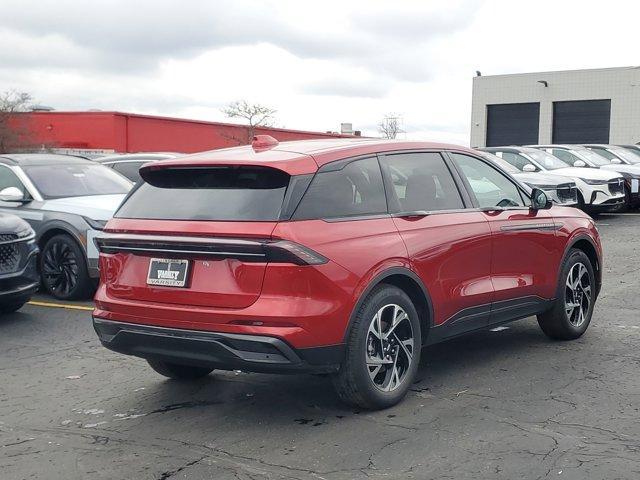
93;138;602;409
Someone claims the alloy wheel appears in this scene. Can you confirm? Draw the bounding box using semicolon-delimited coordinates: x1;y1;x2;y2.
42;240;79;297
565;262;591;327
366;303;414;392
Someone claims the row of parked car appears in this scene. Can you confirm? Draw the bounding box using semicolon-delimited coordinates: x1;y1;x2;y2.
479;144;640;211
0;143;638;312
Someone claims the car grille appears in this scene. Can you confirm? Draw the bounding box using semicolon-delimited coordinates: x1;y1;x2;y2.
0;242;20;274
608;179;624;196
556;183;578;204
0;233;18;242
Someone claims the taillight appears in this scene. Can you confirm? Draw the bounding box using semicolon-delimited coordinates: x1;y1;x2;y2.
265;240;328;265
94;233;327;266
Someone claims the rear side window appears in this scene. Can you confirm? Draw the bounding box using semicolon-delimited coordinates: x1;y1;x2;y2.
293;157;387;220
116;166;289;221
379;152;464;212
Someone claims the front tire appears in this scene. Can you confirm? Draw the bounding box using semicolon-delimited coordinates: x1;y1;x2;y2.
40;234;94;300
147;359;214;380
332;284;421;410
537;249;595;340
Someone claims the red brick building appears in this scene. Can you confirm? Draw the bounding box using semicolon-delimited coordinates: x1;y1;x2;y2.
8;111;355;154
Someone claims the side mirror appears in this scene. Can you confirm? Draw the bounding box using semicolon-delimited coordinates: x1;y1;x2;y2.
0;187;27;203
573;160;586;168
522;164;537;172
611;158;622;164
531;188;552;210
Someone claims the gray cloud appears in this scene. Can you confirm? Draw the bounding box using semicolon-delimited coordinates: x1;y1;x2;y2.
0;0;480;81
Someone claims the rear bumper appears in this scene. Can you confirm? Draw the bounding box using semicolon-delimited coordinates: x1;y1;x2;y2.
93;317;344;374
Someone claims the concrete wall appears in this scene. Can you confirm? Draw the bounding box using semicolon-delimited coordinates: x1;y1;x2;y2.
470;66;640;147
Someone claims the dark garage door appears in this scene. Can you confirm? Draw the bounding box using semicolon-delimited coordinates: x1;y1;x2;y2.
486;103;540;147
552;99;611;144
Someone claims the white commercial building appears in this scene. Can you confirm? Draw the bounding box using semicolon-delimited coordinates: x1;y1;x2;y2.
470;66;640;148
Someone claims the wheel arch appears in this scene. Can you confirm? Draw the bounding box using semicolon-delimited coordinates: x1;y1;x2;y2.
38;223;85;254
565;235;601;298
344;267;434;345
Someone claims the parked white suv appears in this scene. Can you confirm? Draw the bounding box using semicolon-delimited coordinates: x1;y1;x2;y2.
481;146;625;211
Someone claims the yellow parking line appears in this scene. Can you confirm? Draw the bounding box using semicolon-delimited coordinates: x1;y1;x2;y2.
27;300;94;312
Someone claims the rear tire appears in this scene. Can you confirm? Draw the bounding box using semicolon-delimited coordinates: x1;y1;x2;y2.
147;359;214;380
537;249;595;340
332;284;421;410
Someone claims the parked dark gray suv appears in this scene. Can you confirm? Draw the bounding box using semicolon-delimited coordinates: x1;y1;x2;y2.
0;213;38;313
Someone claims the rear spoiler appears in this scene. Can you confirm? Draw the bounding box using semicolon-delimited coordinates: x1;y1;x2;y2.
139;150;318;181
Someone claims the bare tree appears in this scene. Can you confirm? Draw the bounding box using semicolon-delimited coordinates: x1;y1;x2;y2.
221;100;277;145
0;90;34;153
378;114;404;139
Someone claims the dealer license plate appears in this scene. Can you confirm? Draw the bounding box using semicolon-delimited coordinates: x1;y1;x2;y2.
147;258;189;287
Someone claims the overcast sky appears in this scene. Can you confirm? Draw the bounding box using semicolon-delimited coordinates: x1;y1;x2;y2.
0;0;637;145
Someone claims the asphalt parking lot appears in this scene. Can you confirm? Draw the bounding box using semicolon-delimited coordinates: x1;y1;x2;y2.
1;214;639;480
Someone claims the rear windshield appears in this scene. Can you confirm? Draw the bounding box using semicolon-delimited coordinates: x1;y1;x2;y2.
116;166;290;221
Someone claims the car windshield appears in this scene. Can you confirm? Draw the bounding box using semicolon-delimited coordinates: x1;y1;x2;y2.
525;150;570;170
611;147;640;164
22;164;132;199
573;148;611;166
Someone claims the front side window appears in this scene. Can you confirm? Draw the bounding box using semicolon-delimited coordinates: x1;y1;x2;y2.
22;163;132;199
293;157;387;220
611;147;640;164
500;152;536;172
524;150;570;171
379;152;463;212
573;148;610;166
588;148;616;161
451;153;528;208
479;152;521;175
550;148;582;165
0;166;26;193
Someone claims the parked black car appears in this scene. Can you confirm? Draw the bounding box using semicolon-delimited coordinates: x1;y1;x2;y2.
0;213;39;313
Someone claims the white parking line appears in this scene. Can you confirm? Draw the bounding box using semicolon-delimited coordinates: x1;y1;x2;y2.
599;213;640;216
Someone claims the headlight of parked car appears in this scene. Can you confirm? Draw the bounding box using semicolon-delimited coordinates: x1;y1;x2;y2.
16;224;36;241
83;217;108;230
578;178;607;185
